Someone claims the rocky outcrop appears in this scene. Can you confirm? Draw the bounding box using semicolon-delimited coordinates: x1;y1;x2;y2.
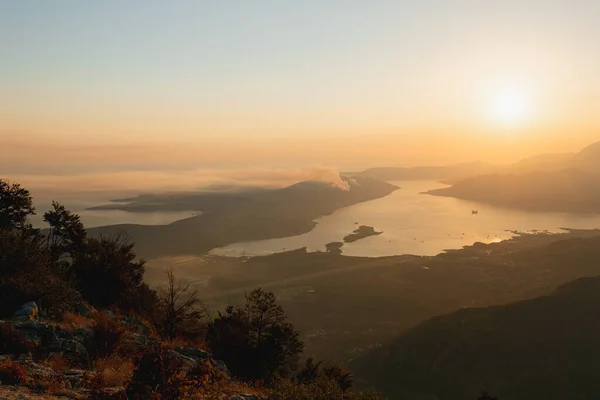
13;302;39;321
0;303;244;399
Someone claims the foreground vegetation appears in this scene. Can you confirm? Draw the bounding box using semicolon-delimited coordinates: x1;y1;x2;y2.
0;179;385;399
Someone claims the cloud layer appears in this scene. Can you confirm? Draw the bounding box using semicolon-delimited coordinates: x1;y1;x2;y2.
9;166;350;203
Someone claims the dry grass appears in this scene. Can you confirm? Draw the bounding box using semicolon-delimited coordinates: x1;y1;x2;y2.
92;356;134;388
49;354;70;372
165;335;210;352
29;376;67;396
59;312;94;330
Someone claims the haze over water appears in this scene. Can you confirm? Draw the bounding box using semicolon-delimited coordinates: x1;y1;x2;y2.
211;181;600;258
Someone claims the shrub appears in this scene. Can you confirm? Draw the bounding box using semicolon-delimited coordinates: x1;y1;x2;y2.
72;234;148;312
154;269;204;342
206;288;304;382
187;359;227;386
323;364;354;392
0;360;28;385
93;356;135;388
126;343;185;400
61;312;94;330
29;375;69;397
0;322;33;356
269;378;387;400
0;225;82;319
86;314;129;361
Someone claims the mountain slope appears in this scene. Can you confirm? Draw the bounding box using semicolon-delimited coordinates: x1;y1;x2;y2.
426;168;600;213
345;162;499;183
352;273;600;400
575;141;600;172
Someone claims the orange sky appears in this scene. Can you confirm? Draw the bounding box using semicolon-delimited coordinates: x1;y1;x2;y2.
2;1;599;173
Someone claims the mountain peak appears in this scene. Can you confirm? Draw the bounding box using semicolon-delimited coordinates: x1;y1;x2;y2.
577;141;600;157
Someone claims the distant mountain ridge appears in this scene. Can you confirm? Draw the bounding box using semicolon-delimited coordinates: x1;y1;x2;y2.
425;141;600;213
344;161;499;183
346;140;600;183
87;176;398;258
426;168;600;213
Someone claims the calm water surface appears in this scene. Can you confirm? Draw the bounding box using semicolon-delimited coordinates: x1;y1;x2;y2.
211;181;600;257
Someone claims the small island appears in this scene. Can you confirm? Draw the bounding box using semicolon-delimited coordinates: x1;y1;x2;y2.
343;225;383;243
325;241;344;254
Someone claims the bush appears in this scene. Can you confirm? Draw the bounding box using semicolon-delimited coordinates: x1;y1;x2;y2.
187;359;227;386
61;312;94;330
154;269;203;342
0;360;28;385
85;356;134;399
126;343;185;400
72;234;148;312
29;375;69;397
0;323;33;356
0;234;83;318
206;288;303;382
86;314;129;361
93;356;135;388
269;378;387;400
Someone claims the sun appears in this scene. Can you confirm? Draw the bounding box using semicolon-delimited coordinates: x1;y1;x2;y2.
489;88;531;126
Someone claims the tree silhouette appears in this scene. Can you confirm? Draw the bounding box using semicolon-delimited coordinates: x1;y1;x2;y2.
43;201;86;264
72;232;146;310
206;288;304;381
0;179;35;232
296;357;323;384
156;268;203;340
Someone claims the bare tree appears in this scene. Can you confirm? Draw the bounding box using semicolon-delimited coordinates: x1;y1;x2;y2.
157;268;204;341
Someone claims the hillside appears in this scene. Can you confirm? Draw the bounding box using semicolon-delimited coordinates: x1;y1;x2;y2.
86;176;398;258
345;162;499;183
426;169;600;213
351;273;600;400
423;141;600;213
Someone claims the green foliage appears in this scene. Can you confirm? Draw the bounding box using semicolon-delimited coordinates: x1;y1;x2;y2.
0;179;35;232
86;314;129;361
127;343;185;400
43;201;87;264
296;357;323;384
0;228;82;317
322;364;354;392
0;178;156;319
269;378;386;400
0;322;33;356
295;357;354;393
154;269;204;341
72;233;147;311
206;288;304;382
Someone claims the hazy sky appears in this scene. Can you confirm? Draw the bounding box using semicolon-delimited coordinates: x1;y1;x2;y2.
2;0;600;170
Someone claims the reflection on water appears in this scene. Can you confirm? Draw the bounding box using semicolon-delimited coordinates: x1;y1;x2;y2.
211;181;600;257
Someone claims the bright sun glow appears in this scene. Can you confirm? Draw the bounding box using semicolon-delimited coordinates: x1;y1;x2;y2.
489;89;532;126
